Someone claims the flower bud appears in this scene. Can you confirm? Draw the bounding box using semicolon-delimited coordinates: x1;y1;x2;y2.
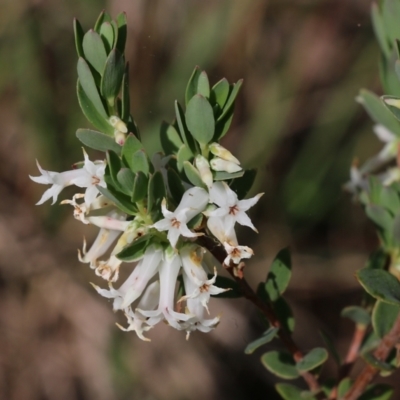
210;157;242;173
109;116;128;133
114;130;126;146
195;155;213;189
209;142;240;165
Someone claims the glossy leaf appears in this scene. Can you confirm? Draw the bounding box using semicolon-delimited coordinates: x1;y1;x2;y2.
211;78;230;110
99;22;114;53
341;306;371;326
73;19;84;58
117;168;135;195
357;268;400;306
265;248;292;302
82;30;107;75
116;234;151;261
116;12;127;53
261;351;299;379
77;58;108;118
185;94;215;144
160;122;183;155
101;49;125;106
76;129;121;154
77;81;113;134
296;348;328;372
372;300;400;338
175;101;197;153
244;327;279;355
97;186;136;215
131;171;148;203
275;383;316;400
183;161;206;189
122;134;143;170
356;90;400;136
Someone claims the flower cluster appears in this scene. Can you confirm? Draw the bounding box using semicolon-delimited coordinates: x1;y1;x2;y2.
30;13;263;341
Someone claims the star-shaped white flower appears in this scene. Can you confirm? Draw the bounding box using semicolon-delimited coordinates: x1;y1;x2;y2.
208;182;263;233
152;186;209;248
30;149;106;206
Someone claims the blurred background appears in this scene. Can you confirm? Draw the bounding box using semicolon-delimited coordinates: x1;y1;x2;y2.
0;0;394;399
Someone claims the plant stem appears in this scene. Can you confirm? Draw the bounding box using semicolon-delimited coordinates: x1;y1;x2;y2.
343;314;400;400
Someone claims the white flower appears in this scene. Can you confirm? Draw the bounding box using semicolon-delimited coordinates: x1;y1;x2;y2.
179;244;228;312
117;281;160;341
152;186;209;248
343;164;369;194
195;155;213;189
208;181;263;233
210;157;242;173
209;143;240;165
30;149;106;206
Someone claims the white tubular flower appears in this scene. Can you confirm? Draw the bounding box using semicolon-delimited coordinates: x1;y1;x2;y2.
195;155;213;189
117;281;160;342
138;248;188;330
210;157;242;173
208;181;263;233
92;244;163;311
209;142;240;165
179;245;228;312
181;271;220;340
152;186;209;248
30;149;106;206
343;164;369;194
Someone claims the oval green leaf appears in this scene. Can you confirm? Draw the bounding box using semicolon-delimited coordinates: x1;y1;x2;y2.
82;30;107;75
341;306;371;326
296;347;328;372
265;248;292;302
76;129;121;154
372;300;400;338
261;351;299;379
101;48;125;106
244;327;279;355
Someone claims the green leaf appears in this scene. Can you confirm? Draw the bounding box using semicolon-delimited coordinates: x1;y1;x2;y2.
357;268;400;306
197;71;210;98
99;22;114;53
147;171;165;213
371;3;390;58
273;297;295;333
372;300;400;338
356;90;400;136
116;12;128;53
121;65;130;121
380;185;400;215
122;134;143;170
101;49;125;106
106;150;122;188
177;144;193;172
244;327;279;355
213;170;244;181
167;168;185;205
82;30;108;75
76;129;121;154
319;330;341;366
94;10;111;33
210;78;230;110
97;186;136;215
366;249;388;270
214;105;234;141
341;306;371;326
261;351;299;379
338;378;353;399
296;348;328;372
363;353;395;372
207;275;242;299
229;169;257;199
130;150;150;176
275;383;316;400
185;66;201;104
392;213;400;244
116;234;151;261
185;94;215;144
183;161;206;188
73;19;84;58
360;330;380;354
187;213;204;230
160;122;183;155
77;80;113;134
117;168;135;195
365;204;393;231
382;95;400;122
265;248;292;302
131;171;148;203
359;384;394;400
217;79;243;121
77;58;108;118
175;101;197;153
